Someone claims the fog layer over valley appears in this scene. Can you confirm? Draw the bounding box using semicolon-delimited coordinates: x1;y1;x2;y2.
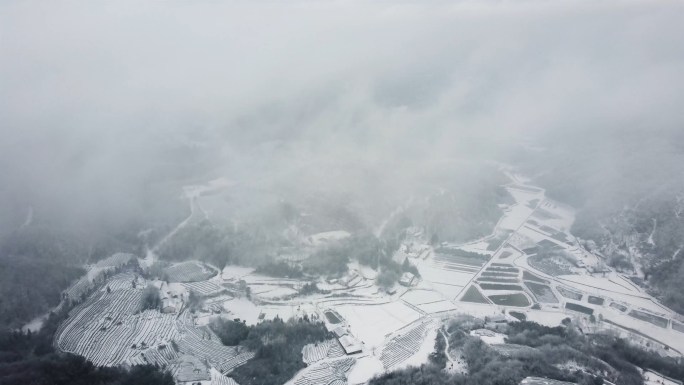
1;1;684;385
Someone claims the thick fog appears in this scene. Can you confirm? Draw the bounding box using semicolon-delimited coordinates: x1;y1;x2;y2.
1;0;683;232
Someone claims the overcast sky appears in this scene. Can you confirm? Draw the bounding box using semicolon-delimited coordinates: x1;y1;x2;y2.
1;0;683;229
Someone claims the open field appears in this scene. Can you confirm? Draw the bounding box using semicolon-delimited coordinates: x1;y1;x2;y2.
334;302;421;348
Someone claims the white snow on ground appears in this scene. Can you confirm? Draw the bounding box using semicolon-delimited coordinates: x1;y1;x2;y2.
470;329;506;344
518;225;555;243
401;289;445;305
347;355;385;385
417;301;459;314
459;241;491;253
416;264;475;285
392;323;438;370
305;230;351;246
257;287;299;299
22;313;49;333
642;369;680;385
556;274;640;296
524;310;572;327
498;204;535;231
222;298;262;325
222;265;255;280
507;187;542;203
429;283;467;300
334;302;421;348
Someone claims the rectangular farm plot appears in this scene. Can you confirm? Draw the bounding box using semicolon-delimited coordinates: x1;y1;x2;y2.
430;283;467;300
673;321;684;333
477;277;520;284
417;263;475;292
524;282;559;303
479;283;524;291
565;302;593;315
417;300;458;313
556;286;582;301
488;293;530;307
334;302;421;348
431;250;488;272
628;309;669;328
401;289;445;306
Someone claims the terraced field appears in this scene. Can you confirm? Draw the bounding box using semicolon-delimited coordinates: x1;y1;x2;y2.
302;339;345;364
381;322;428;369
165;261;216;283
55;288;180;366
295;357;355;385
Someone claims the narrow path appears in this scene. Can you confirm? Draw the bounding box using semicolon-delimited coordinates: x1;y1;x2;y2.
647;218;656;246
439;329;454;365
143;186;210;267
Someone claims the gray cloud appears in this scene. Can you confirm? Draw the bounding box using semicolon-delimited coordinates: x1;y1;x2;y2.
1;0;683;230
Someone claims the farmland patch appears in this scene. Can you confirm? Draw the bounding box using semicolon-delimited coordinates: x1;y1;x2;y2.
528;255;573;276
522;271;548;284
524;282;558;303
565;302;593;315
556;286;582;301
628;309;668;328
479;283;523;291
488;293;530;307
460;285;489;304
165;261;216;283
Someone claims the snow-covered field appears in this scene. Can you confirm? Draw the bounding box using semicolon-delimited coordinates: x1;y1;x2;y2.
53;172;684;385
334;302;421;348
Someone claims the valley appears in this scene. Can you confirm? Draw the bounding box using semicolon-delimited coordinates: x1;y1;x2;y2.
49;168;684;385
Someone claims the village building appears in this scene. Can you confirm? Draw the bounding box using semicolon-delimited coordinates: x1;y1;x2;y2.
399;272;416;287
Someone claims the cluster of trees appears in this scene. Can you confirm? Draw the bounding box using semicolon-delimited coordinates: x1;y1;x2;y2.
376;258;420;290
140;285;162;311
434;248;489;260
520;129;684;314
371;319;684;385
210;316;331;385
157;219;281;271
0;254;83;328
0;223;148;329
209;318;249;346
298;282;328;296
255;261;304;279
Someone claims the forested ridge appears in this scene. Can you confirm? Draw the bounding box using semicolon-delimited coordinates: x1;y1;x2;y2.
0;296;173;385
370;319;684;385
